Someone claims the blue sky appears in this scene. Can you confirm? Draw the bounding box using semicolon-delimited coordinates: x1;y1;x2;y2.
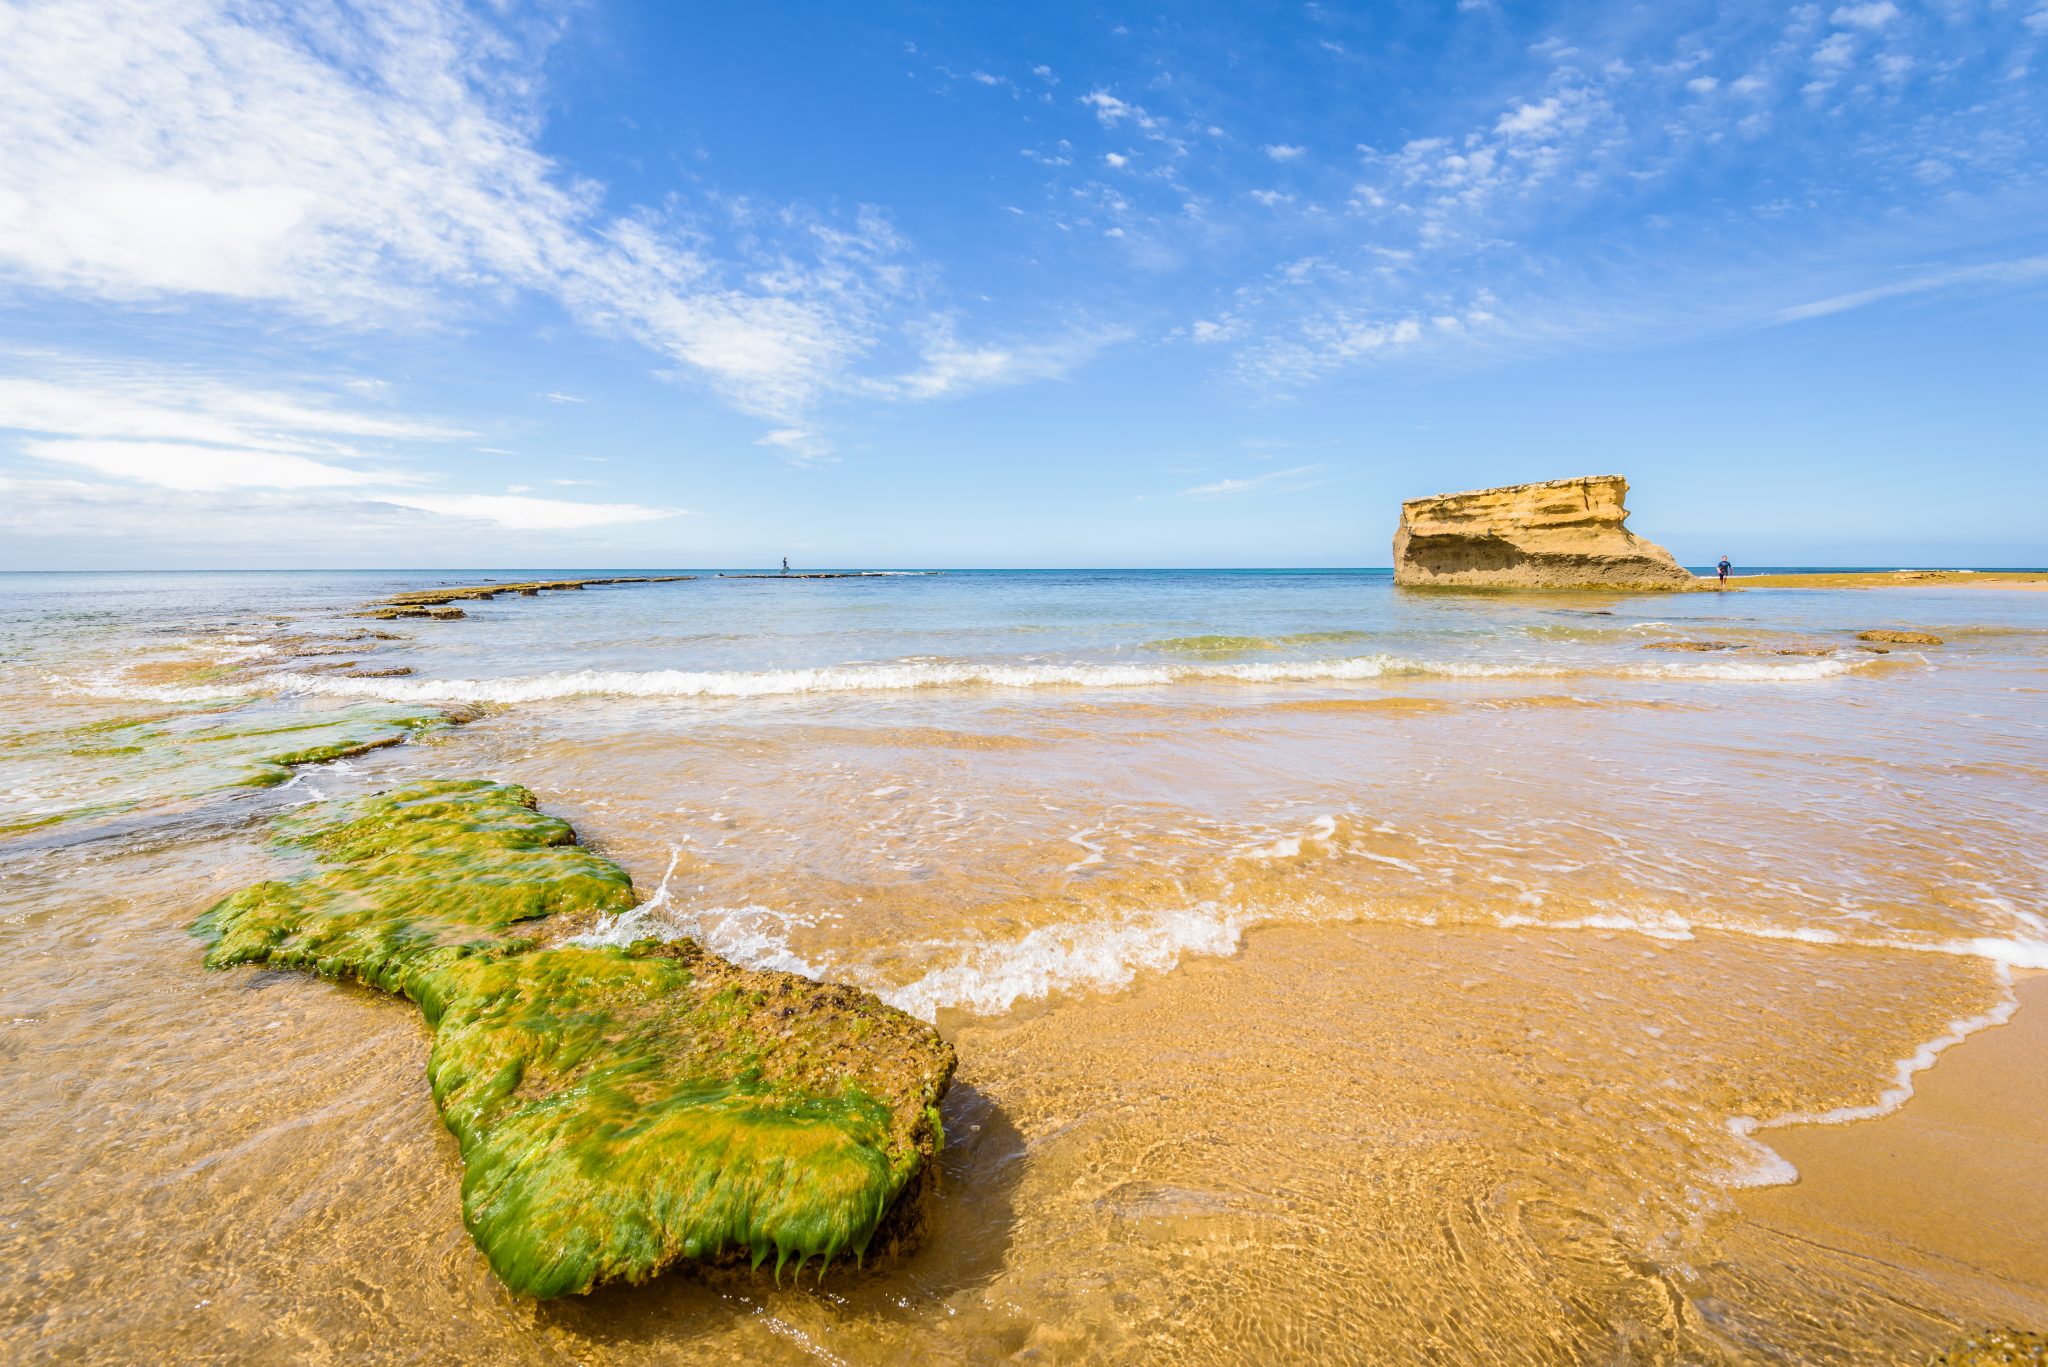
1;0;2043;569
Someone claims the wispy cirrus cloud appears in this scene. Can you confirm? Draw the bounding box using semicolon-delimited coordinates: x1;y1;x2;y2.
879;321;1132;402
0;362;467;455
1177;463;1327;500
0;352;681;532
1003;1;2047;398
375;492;683;531
0;0;1043;448
1771;256;2048;324
0;473;674;561
22;438;407;492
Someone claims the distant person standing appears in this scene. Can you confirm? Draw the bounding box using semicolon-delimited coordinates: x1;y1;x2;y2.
1717;554;1731;587
781;556;789;575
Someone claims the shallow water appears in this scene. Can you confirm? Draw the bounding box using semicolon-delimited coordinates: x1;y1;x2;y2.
3;569;2045;1363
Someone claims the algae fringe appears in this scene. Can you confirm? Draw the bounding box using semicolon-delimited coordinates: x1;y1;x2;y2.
3;705;463;838
195;779;955;1297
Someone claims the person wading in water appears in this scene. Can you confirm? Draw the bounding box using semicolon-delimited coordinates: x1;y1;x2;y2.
1717;554;1732;587
781;556;789;575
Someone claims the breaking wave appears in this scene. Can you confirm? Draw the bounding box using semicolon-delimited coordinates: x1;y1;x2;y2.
241;651;1877;704
569;829;2048;1028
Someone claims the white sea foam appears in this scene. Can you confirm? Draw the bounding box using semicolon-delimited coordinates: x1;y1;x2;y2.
881;904;1249;1021
1497;910;1698;940
1065;826;1107;871
567;851;835;979
1722;964;2020;1188
226;651;1870;706
567;868;1250;1022
568;862;2048;1045
1243;812;1338;862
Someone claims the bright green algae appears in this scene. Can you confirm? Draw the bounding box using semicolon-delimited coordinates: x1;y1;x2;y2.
197;779;957;1298
1;704;456;837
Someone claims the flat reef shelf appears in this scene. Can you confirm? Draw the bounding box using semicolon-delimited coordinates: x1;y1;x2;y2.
194;778;956;1297
356;576;695;618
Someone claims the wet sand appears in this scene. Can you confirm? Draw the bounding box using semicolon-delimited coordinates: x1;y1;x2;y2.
1733;975;2048;1345
1724;572;2048;590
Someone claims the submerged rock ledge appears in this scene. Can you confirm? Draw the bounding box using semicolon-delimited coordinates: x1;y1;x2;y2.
195;779;955;1297
1393;475;1699;591
356;576;695;619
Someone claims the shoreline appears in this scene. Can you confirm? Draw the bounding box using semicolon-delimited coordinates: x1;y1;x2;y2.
1735;973;2048;1331
1717;571;2048;590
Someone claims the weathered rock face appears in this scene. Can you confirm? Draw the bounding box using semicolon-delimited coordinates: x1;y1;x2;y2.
1392;475;1699;591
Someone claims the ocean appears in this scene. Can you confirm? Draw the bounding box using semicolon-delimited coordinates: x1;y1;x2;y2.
3;567;2045;1363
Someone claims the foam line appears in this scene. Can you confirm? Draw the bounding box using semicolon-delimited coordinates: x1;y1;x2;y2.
210;652;1877;705
1722;963;2020;1188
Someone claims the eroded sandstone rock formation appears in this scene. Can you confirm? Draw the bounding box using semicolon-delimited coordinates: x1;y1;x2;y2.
1392;475;1698;591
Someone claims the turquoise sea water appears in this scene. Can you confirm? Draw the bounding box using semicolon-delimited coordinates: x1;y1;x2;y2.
11;565;2041;689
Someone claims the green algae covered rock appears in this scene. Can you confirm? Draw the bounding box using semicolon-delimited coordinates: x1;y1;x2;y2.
197;779;956;1297
2;704;459;838
199;779;636;987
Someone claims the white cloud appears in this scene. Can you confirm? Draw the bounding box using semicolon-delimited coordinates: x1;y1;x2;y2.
0;473;672;561
1177;464;1326;500
539;392;586;404
1771;256;2048;323
1084;90;1135;123
875;321;1127;401
375;492;681;531
0;353;680;533
1229;296;1489;392
1687;76;1720;94
754;427;834;463
0;367;464;456
1264;144;1307;161
1081;89;1165;136
1830;2;1899;29
24;438;401;491
1496;98;1562;136
1813;33;1857;67
0;0;923;433
1105;152;1130;168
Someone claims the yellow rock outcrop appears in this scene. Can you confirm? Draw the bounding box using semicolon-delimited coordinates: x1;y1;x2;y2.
1392;475;1699;591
